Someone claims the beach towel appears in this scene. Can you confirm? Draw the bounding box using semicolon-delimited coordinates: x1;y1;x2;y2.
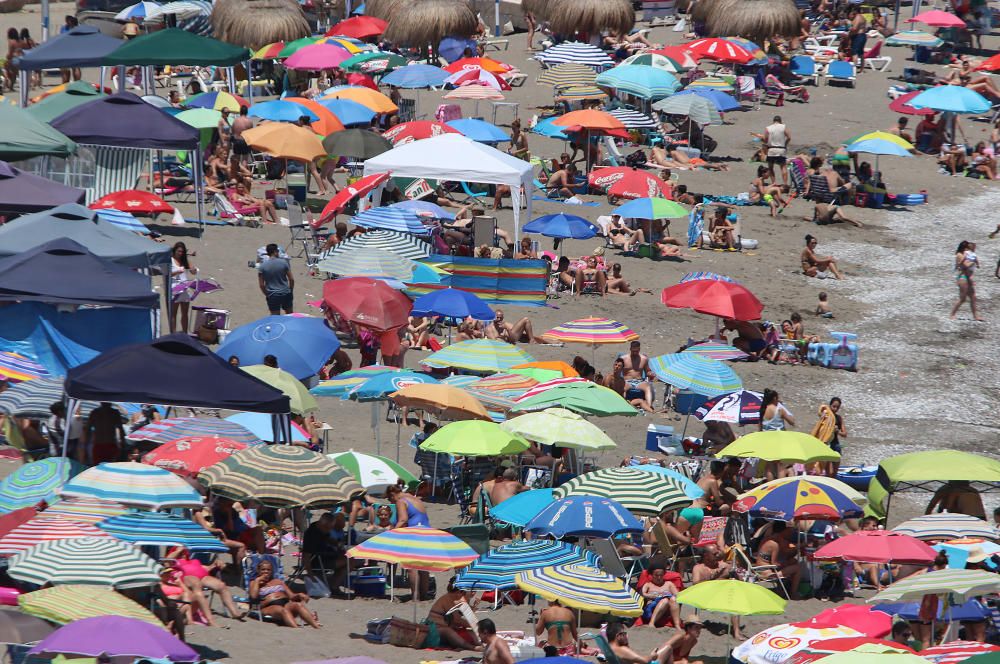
811;404;836;444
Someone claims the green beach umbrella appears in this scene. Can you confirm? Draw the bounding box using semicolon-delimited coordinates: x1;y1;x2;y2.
340;51;408;74
512;383;638;417
554;467;692;516
676;579;787;615
278;36;321;58
423;339;534;374
329;450;418;492
240;364;318;414
501;408;616;451
716;431;840;463
870;568;1000;603
612;197;689;220
19;585;161;625
420;421;530;457
8;537;161;589
0;458;84;513
620;52;689;73
175;107;222;130
25;81;105;124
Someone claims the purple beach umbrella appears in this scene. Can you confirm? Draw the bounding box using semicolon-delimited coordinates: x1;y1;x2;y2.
28;616;199;662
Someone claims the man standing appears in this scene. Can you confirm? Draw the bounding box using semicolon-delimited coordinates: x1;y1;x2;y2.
479;619;514;664
258;243;294;315
231;106;253;165
847;8;868;70
621;340;654;407
755;116;790;185
84;402;125;465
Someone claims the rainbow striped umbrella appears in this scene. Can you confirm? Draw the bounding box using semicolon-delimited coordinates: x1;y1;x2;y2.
183;90;248;112
252;41;285;59
277;35;321;58
887;30;944;47
60;463;203;510
464;373;539;411
516;563;642;616
687;76;734;91
0;518;111;555
649;353;742;398
8;537;161;589
423;339;534;373
96;512;228;552
682;341;748;361
455;540;598;590
0;458;85;514
126;416;262;446
36;498;128;524
543;317;639;345
346;527;478;571
19;585;161;625
0;352;50;383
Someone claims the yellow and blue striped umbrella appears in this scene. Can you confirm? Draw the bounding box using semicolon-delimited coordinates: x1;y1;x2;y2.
19;585;161;625
455;539;598;590
0;352;50;383
537;62;597;88
423;339;534;373
543;317;638;345
346;527;478;571
649;352;742;398
687;76;734;91
516;563;643;616
59;462;203;510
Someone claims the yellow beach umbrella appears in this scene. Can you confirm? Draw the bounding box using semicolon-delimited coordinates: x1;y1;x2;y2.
241;122;325;162
844;130;914;150
716;431;840;463
322;87;398;113
390;383;490;421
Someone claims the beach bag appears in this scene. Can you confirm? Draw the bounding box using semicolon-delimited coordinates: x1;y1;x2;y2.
303;574;331;598
389;617;429;648
673;17;686;32
626;150;648;168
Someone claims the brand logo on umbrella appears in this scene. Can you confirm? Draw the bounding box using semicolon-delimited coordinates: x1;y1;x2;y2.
592;173;624;188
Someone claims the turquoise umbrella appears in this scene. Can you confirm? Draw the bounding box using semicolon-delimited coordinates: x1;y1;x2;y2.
648;353;742;398
595;64;680;100
908;85;991;114
846;138;914;174
96;512;228;552
887;30;944;47
489;488;555;527
0;459;84;513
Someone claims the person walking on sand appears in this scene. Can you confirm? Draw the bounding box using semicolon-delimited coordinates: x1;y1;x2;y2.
950;240;983;321
753;116;790;185
258;244;294;315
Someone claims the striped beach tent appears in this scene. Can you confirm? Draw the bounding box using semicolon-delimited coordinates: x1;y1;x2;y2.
352;206;431;234
94;209;150;235
516;563;643;616
609;108;659;129
126;417;262;446
0;458;85;514
0;352;51;383
554;467;692;515
96;512;228;552
60;462;203;510
19;585;161;625
83;145;147;204
36;498;128;524
536;63;597;88
535;42;614;69
320;229;430;260
407;255;548;307
0;518;111;556
8;537;161;589
455;540;598;590
423;339;534;373
649;353;742;398
346;527;478;571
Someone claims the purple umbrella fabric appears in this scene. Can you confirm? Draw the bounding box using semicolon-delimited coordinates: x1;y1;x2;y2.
0;161;85;214
171;277;224;300
28;616;199;662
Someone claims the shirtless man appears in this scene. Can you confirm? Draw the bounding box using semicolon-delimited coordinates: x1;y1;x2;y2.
800;234;844;280
695;461;729;515
926;481;986;520
722;319;767;358
479;618;514;664
888;117;913;144
608;622;672;664
621;340;654;406
654;618;705;664
691;546;731;584
604;357;654;412
485;308;546;344
545;163;578;198
811;203;862;228
231;105;253;166
607;263;652;296
490;468;525;506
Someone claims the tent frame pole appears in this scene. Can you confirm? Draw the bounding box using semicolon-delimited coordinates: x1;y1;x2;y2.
61;397;78;459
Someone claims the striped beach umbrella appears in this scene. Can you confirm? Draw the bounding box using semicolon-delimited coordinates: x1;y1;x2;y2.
893;514;1000;542
252;41;285;59
512;382;637;417
197;445;364;508
554;467;692;515
537;62;597;88
329;451;418;492
0;377;65;418
683;342;748;361
310;365;398;397
535;42;614;68
352;206;431;235
621;52;689;73
0;352;51;383
922;641;1000;664
184;90;248;113
9;537;161;589
96;512;227;552
341;51;408;74
685;38;753;64
501;407;616;451
554;85;608;102
423;339;533;373
596;65;680;100
0;518;110;556
317;247;418;280
609;108;659;129
887;30;944;47
94;209;150;235
544;317;639;346
516;563;643;616
872;569;1000;603
0;459;85;514
126;417;262;446
515;377;588;402
649;353;742;398
346;527;478;571
36;498;128;525
114;1;160;21
60;463;203;510
725;37;768;65
455;540;598;590
321;229;430;260
141;436;248;478
655;94;724;125
686;76;735;92
444;84;506;101
465;373;538;410
19;585;161;625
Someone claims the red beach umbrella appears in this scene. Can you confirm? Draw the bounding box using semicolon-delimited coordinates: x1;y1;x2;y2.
382;121;460;146
325;16;388;39
813;530;939;565
322;277;413;332
811;604;894;638
89;190;173;215
588;167;671;199
141;436;249;478
346;73;378;90
315;172;391;225
684;38;753;64
661;279;764;321
889;90;935;116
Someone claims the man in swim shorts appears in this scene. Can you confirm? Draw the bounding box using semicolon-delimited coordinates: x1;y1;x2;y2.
621;340;654;407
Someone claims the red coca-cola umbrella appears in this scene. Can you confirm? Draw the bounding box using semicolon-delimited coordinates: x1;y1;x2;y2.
784;637;914;664
325;16;387;39
322;277;412;332
589;167;671;200
315;171;391;226
89;189;173;215
889;90;936;116
381;121;460;146
142;436;249;478
346;72;378;90
811;605;894;638
661;279;764;321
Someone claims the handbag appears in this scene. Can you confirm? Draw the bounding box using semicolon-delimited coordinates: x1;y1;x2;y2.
303;574;331;598
389;616;429;648
502;20;515;35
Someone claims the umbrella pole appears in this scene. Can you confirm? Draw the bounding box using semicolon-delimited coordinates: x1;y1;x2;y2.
396;418;402;463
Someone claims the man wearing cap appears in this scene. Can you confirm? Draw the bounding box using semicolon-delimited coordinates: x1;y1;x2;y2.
653;617;705;664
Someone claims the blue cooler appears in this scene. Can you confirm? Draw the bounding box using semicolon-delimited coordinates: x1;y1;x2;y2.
645;424;681;455
351;567;387;597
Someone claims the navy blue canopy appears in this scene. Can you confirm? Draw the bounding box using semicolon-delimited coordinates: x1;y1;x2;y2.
50;92;200;150
17;26;123;71
0;238;158;309
66;334;291;413
0;161;85;214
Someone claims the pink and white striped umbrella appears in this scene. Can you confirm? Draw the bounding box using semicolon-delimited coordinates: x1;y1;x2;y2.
0;517;111;556
445;67;511;91
921;641;1000;664
444;84;505;101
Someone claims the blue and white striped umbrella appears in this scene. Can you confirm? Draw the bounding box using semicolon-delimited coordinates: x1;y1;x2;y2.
60;462;203;510
609;108;659;129
320;228;431;260
114;1;161;21
455;540;598;590
96;512;228;552
649;353;742;398
596;65;680;100
0;458;85;514
126;416;262;446
94;209;150;235
390;200;456;221
352;206;431;235
536;42;614;69
317;246;419;280
344;371;439;401
0;378;68;419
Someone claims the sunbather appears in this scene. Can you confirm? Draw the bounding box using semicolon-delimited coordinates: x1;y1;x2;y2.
749;165;788;216
708;207;736;250
811;203;862;227
801;234;844;279
970;142;997;179
607;215;645;252
544;163;579;198
574;255;607;296
606;263;652;295
946;59;1000;100
229;183;279;224
485;308;549;344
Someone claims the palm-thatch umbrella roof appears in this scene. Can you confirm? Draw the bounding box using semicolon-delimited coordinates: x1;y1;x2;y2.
690;0;715;25
703;0;801;42
212;0;310;51
366;0;405;21
547;0;635;39
384;0;479;47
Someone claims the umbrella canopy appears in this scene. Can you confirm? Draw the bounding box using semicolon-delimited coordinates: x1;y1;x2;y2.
323;128;393;160
609;108;660;129
444;57;512;74
422;339;535;372
893;514;999;542
223;412;310;443
686;76;735;91
420;420;529;456
445;84;506;101
621;52;690;73
248;99;319;123
329;451;418;492
613;197;689;220
907;9;966;27
383;120;460;146
317;173;393;222
596;65;680;100
502;408;616;450
141;436;249;478
28;615;197;662
0;608;56;645
552;109;627;134
631;465;704;500
382;64;450;89
717;431;839;463
674;88;742;112
661;279;764;321
815;652;936;664
321;277;413;332
197;444;364;508
185;90;249;112
512;361;578;380
685;37;753;63
391;199;456;222
887;30;944;47
346;371;438;402
734;621;865;664
649;353;742;398
523;213;600;240
219;315;340;381
537;63;597;88
328;15;388;38
240;364;318;414
60;462;203;509
814;531;937;565
734;477;865;522
90;189;172;215
8;537;161;589
447;118;510;143
536;41;614;68
845;130;914;150
554;467;692;516
490;489;555;527
0;377;69;419
525;495;643;538
872;568;1000;603
128;416;261;446
311;366;397;397
512;382;637;417
346;527;478;571
653;94;723;125
323;229;430;260
242;122;326;162
516;563;642;617
318;246;419;280
285;42;354;70
318;98;377;127
846;139;913;158
18;585;160;625
0;351;51;383
36;498;127;525
455;539;597;590
117;1;162;20
322;87;398;113
0;518;110;556
543;317;638;345
811;606;895;639
693;389;762;424
0;458;84;514
677;579;787;615
588;167;670;199
350;206;431;234
908;86;991;114
96;512;227;552
890;90;937;116
684;342;748;361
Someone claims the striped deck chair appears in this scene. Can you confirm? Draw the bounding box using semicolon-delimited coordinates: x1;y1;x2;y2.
83;145;147;204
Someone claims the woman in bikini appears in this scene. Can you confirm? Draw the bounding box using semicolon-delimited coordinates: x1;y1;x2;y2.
800;234;843;279
950;240;983;320
249;560;320;628
947;59;1000;100
536;600;580;655
424;577;480;649
166;547;244;622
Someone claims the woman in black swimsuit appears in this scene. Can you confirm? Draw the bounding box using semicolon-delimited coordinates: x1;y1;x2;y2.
249;560;321;628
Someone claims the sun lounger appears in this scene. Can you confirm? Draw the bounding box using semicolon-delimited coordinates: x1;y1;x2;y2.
826;61;856;87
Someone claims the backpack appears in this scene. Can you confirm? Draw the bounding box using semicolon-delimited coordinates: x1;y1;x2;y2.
625;150;648;168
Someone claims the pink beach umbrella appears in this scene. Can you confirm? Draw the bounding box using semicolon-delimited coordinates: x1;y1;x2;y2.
814;530;938;564
285;42;354;71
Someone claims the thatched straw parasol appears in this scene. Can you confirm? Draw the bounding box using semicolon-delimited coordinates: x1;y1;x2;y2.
366;0;405;21
546;0;635;39
703;0;801;42
383;0;479;47
212;0;311;50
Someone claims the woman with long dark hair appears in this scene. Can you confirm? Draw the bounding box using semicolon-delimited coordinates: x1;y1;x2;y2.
950;240;983;321
170;242;198;333
758;389;795;480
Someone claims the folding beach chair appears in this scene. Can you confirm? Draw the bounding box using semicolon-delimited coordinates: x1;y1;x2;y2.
790;55;820;85
241;553;285;622
825;61;856;87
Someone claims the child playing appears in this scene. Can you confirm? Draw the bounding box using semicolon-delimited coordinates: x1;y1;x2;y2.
815;292;833;318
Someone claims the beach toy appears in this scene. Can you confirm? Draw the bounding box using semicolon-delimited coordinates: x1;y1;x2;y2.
0;587;20;605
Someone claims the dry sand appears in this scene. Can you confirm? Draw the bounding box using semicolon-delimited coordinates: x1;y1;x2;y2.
1;3;999;661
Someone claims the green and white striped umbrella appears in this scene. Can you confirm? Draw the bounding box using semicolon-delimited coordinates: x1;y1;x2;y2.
653;93;723;126
18;585;161;625
328;451;418;492
501;407;616;450
198;444;365;508
870;568;1000;603
320;229;431;261
553;467;692;516
423;339;534;373
537;62;597;88
893;513;1000;542
8;537;161;589
316;247;419;280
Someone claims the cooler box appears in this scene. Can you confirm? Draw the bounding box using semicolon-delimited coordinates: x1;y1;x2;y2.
837;465;878;491
351;567;386;597
646;424;681;455
828;332;858;372
287;173;307;203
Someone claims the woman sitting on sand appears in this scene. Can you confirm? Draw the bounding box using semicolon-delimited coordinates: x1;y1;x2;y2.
607;215;645;252
945;59;1000;100
801;234;844;279
249;560;320;629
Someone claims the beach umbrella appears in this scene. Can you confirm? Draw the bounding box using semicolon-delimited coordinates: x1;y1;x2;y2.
685;38;753;64
347;526;477;571
311;366;397;398
909;85;991;114
613;197;688;220
445;67;511;91
921;642;1000;663
0;458;84;514
621;52;690;73
115;1;161;21
694;389;762;424
444;84;506;102
893;514;999;542
328;15;387;38
318;246;420;280
284;42;353;70
489;488;555;527
609;108;659;129
0;608;56;645
814;530;938;565
723;37;768;65
0;378;67;418
537;63;597;88
649;353;742;398
686;76;735;91
90;189;173;215
515;377;588;402
127;416;262;446
554;85;610;102
252;41;286;59
0;352;51;383
674;88;741;112
536;41;614;68
325;228;431;259
390;200;456;222
19;585;160;625
8;537;161;589
456;539;597;590
198;444;364;508
248;99;319;123
322;127;394;160
890;90;936;116
96;512;227;552
516;563;643;616
317;173;393;222
588;167;670;199
436;34;480;62
219;315;340;381
321;277;413;331
683;342;748;361
382;64;450;89
661;279;764;321
0;518;111;556
512;383;637;417
845;130;914;150
447;118;509;144
543;317;638;354
184;90;248;112
811;606;895;639
242;122;325;162
412;289;496;322
976;54;1000;72
382;120;460;146
175;107;222;132
525;495;643;538
391;383;490;420
346;371;438;402
443;57;511;74
787;638;915;663
351;206;432;234
323;86;399;114
907;9;966;28
717;431;839;463
531;116;571;139
552;109;627;134
317;98;376;127
240;364;318;414
422;338;534;372
524;213;600;240
0;507;38;541
554;468;691;516
36;498;127;525
502;407;616;450
60;463;202;510
329;451;417;492
28;616;197;662
734;477;865;522
678;579;787;614
420;420;529;456
141;436;248;478
846;138;914;173
596;65;680;100
733;621;866;664
653;94;723;125
653;45;700;66
887;30;944;47
223;412;310;443
512;361;578;380
317;35;372;54
631;465;704;499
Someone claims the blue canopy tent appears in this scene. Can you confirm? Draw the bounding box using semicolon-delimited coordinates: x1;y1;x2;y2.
15;26;122;107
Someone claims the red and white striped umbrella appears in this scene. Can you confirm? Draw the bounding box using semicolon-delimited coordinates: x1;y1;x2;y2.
445;67;511;91
684;38;753;64
921;641;1000;664
0;517;110;556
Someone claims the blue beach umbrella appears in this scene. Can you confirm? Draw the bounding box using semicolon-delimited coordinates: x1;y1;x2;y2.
439;36;479;63
489;488;555;527
525;495;644;538
411;288;495;321
632;465;705;499
96;512;228;552
390;199;456;220
0;459;85;514
531;116;570;139
523;213;599;240
310;366;398;397
845;139;913;157
218;315;340;381
248;100;319;123
595;65;680;100
446;118;509;144
909;85;991;114
649;353;742;398
315;98;376;126
674;88;741;112
345;371;439;401
455;539;598;590
114;1;161;20
224;412;310;443
381;64;450;89
353;206;431;234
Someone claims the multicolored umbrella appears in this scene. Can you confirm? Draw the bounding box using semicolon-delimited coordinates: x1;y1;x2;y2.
511;361;579;380
649;353;743;398
420;420;529;456
346;527;478;571
0;377;66;418
0;458;84;514
887;30;945;47
893;514;1000;542
423;339;532;373
694;389;762;424
725;37;768;65
310;365;398;397
525;495;643;538
733;621;864;664
350;206;432;235
8;537;161;589
613;197;689;220
554;467;692;516
677;579;787;615
922;641;1000;664
141;436;249;478
184;90;248;112
735;477;865;522
329;451;418;492
516;563;642;616
620;52;690;73
36;498;127;525
0;352;50;383
501;408;616;450
28;615;197;662
18;585;161;625
890;90;937;116
872;568;1000;603
127;417;260;446
685;76;735;92
511;382;637;417
717;431;840;463
96;512;227;552
322;86;399;113
252;41;285;59
444;57;512;74
60;462;203;510
0;518;110;555
543;317;639;346
683;342;748;362
456;540;598;590
537;62;597;88
554;85;608;102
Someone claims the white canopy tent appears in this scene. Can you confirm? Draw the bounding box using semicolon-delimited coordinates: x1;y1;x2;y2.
363;134;533;242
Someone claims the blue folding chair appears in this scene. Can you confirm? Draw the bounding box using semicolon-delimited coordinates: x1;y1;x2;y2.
790;55;819;85
825;61;856;88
